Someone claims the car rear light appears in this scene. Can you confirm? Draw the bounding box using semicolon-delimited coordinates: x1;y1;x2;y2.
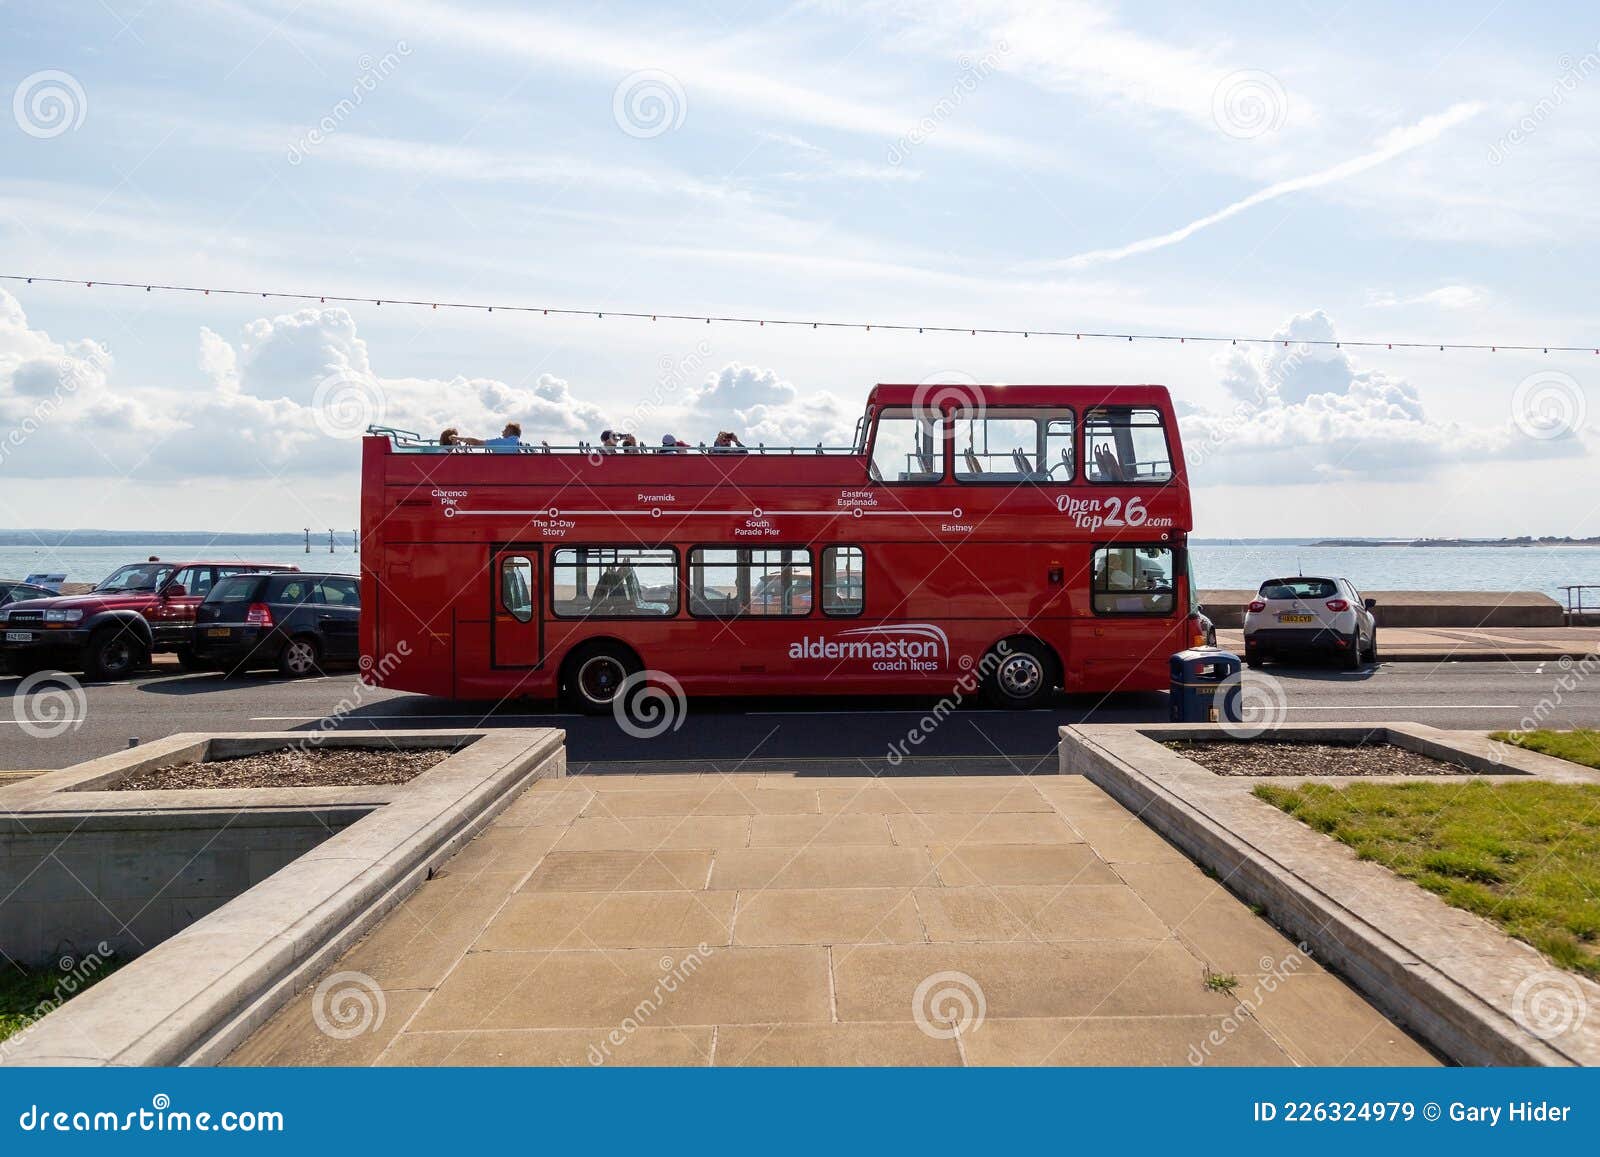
1247;600;1266;613
246;602;274;627
1325;599;1349;612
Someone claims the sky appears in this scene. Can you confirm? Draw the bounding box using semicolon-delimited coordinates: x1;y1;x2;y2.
0;0;1596;538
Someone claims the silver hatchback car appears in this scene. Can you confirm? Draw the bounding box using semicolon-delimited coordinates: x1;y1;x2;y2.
1242;576;1377;669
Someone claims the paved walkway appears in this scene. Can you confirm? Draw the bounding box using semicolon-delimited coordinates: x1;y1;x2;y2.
1219;625;1600;662
228;772;1435;1067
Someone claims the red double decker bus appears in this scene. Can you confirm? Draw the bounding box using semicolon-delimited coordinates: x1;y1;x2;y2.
358;384;1202;710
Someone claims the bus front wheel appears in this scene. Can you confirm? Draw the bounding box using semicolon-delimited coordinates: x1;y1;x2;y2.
562;642;641;714
981;639;1058;710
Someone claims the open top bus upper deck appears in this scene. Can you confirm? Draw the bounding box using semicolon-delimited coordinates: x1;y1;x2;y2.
363;384;1188;521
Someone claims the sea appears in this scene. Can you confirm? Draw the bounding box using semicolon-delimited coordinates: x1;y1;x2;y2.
1;541;1596;605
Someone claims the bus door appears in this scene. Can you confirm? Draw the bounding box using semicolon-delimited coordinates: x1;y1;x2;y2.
1078;543;1182;685
491;545;544;668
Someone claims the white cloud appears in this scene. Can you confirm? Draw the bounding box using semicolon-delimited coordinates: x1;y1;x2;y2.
1182;310;1589;484
682;362;855;447
0;289;609;482
1366;285;1486;310
1051;103;1486;269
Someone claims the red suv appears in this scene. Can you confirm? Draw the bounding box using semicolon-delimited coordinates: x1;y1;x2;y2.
0;559;298;680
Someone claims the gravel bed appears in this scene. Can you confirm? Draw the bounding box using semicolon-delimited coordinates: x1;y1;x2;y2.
1165;740;1475;777
109;747;450;790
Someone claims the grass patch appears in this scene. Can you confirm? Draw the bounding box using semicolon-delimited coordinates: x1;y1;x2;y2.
1490;729;1600;771
1255;779;1600;977
0;957;119;1045
1203;968;1240;994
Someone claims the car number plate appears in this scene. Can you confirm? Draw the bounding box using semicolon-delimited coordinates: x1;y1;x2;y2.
1278;614;1315;623
206;627;231;638
5;630;33;642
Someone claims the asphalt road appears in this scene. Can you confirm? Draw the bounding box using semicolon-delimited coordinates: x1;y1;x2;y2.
4;657;1596;773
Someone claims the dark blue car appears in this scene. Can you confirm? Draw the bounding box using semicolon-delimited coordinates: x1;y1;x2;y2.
192;572;360;677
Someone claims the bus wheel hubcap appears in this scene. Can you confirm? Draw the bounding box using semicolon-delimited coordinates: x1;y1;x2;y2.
998;654;1042;698
579;656;626;704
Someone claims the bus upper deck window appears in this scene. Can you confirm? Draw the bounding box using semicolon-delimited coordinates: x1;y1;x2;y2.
953;408;1074;483
1085;408;1172;484
869;409;943;483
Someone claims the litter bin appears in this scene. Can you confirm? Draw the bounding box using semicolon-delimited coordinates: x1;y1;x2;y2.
1169;648;1243;723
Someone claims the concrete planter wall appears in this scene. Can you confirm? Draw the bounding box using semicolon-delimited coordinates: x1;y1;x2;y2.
1;728;565;1067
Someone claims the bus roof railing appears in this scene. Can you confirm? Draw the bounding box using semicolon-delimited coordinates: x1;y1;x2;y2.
365;426;862;455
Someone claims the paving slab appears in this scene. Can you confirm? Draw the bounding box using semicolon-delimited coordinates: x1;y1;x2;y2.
220;768;1433;1067
716;1022;961;1066
474;890;737;950
732;887;924;946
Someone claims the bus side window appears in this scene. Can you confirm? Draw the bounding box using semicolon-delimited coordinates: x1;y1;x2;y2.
1084;407;1172;483
551;547;678;618
1091;546;1175;614
820;546;864;616
688;547;812;617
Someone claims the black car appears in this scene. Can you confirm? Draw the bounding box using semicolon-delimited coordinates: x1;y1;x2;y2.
192;572;360;677
1;579;58;608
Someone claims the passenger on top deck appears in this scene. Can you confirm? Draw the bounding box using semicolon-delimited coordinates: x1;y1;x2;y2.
660;434;690;452
482;422;524;453
618;433;641;453
711;430;747;454
598;430;619;454
439;427;484;448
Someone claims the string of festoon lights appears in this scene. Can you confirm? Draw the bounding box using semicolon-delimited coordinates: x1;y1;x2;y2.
3;272;1596;355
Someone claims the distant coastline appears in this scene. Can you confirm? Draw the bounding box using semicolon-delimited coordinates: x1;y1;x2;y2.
0;529;351;548
1308;536;1600;548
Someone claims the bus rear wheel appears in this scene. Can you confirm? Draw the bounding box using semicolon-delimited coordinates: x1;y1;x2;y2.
562;643;641;714
980;639;1058;710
